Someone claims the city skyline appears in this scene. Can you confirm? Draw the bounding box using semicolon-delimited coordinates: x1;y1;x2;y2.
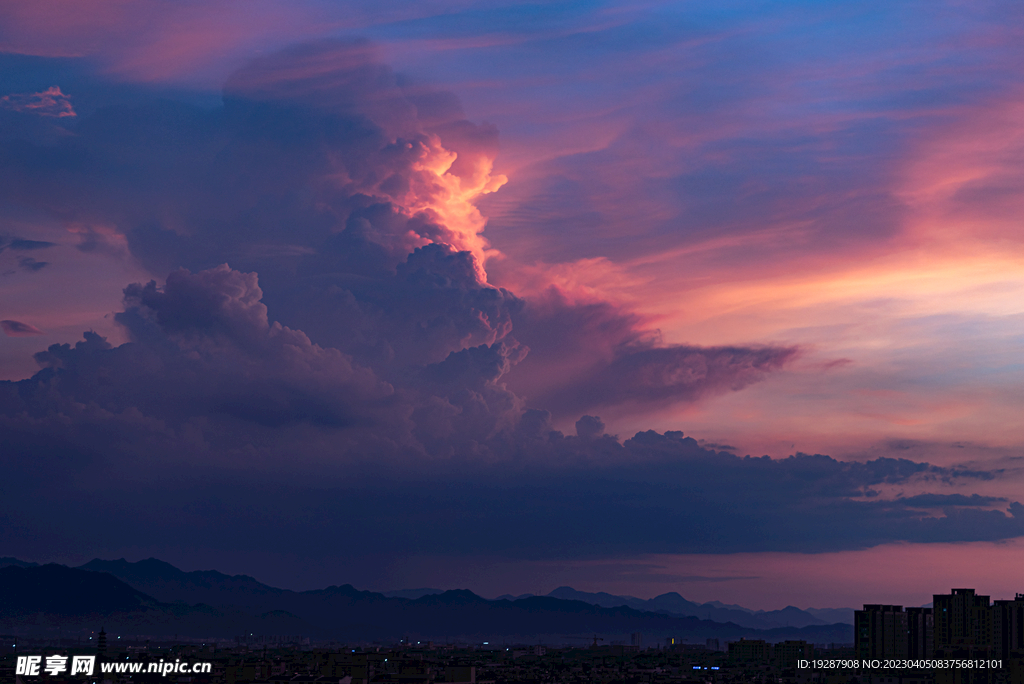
2;0;1024;610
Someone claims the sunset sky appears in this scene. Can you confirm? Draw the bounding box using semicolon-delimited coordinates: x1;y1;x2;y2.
2;0;1024;611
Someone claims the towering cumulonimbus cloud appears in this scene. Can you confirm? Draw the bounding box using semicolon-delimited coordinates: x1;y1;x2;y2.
21;39;1022;576
215;38;506;282
219;40;508;278
0;38;795;433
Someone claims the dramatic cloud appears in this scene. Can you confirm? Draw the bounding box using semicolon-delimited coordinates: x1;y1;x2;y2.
0;240;1009;573
0;39;789;415
17;265;396;441
1;29;1019;592
4;383;1021;579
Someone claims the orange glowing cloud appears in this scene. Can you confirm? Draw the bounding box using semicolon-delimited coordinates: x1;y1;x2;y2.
222;39;508;282
403;133;507;281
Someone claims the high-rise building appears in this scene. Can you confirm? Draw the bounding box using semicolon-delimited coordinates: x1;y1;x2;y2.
630;633;642;649
728;638;769;662
773;640;812;667
906;607;934;658
992;594;1024;660
856;605;908;659
933;589;992;647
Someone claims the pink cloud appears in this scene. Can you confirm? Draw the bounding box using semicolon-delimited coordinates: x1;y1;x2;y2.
900;91;1024;242
0;86;75;117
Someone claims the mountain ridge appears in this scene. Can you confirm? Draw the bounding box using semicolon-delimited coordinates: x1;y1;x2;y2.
0;557;855;639
542;586;853;629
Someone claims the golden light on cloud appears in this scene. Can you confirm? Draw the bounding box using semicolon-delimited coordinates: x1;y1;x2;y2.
404;133;507;282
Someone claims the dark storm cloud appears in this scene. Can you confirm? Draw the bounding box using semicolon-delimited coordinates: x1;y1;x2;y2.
1;39;1015;575
0;38;787;407
287;242;521;372
2;263;1012;565
2;400;1020;567
18;265;393;436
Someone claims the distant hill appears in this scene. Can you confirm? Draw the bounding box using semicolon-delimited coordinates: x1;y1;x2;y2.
0;557;39;569
56;558;852;643
0;564;161;617
544;587;849;629
78;558;288;610
685;600;857;624
805;607;856;624
0;565;314;637
703;600;753;613
0;557;857;630
382;588;447;600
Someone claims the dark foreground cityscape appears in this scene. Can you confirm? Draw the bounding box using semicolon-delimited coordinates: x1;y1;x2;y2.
4;585;1024;684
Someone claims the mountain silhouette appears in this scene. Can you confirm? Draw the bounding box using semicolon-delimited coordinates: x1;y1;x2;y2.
545;586;852;628
0;558;853;642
